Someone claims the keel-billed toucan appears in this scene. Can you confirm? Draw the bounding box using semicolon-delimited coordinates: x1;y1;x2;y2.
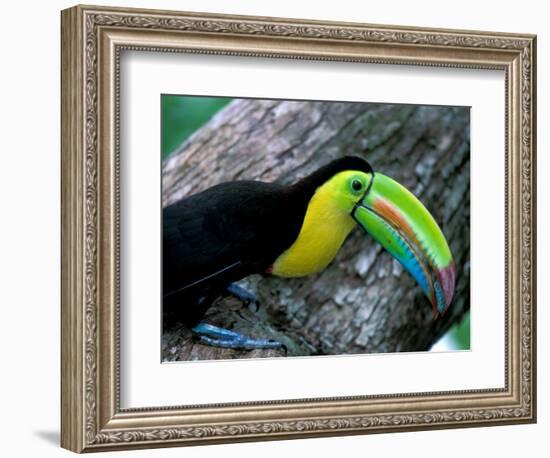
163;156;455;350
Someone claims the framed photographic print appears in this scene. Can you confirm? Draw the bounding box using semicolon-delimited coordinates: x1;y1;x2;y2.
61;4;536;453
159;95;468;363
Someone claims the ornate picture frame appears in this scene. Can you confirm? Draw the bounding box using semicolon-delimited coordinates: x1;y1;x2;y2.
61;4;536;453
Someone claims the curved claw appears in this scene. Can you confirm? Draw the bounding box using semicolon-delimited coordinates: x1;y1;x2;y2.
227;283;260;312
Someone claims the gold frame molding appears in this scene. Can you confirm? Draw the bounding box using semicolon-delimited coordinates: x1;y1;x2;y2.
61;4;537;453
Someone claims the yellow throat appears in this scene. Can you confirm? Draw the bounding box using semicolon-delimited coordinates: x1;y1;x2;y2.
271;173;358;277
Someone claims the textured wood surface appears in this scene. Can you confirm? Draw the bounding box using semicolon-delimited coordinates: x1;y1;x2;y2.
161;99;470;361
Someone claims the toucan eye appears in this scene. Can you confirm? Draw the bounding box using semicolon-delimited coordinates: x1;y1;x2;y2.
351;179;363;192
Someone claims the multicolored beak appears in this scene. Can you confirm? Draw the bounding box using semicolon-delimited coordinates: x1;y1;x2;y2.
352;172;455;318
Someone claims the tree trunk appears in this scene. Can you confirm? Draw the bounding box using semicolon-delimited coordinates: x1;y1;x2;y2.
161;99;470;361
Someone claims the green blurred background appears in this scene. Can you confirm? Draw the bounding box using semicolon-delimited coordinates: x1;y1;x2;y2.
161;94;470;351
162;95;232;158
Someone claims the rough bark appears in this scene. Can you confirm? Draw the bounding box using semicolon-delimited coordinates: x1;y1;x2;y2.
161;99;470;361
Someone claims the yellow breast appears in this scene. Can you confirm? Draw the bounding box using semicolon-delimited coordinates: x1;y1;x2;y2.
271;180;357;278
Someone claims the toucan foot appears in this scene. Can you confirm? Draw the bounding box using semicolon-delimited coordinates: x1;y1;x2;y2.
192;323;286;352
227;283;259;311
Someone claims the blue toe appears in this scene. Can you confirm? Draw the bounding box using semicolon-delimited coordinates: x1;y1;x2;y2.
192;323;284;351
227;283;258;304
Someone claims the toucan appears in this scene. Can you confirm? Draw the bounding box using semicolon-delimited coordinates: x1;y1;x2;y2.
163;156;455;350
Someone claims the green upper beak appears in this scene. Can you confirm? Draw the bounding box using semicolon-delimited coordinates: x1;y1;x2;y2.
352;173;455;318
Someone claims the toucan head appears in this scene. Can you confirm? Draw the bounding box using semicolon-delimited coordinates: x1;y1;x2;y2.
311;157;455;318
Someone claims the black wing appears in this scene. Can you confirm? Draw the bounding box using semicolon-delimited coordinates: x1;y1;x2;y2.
163;180;304;302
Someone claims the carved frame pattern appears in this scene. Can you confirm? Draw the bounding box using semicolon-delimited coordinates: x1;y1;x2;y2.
61;4;536;452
